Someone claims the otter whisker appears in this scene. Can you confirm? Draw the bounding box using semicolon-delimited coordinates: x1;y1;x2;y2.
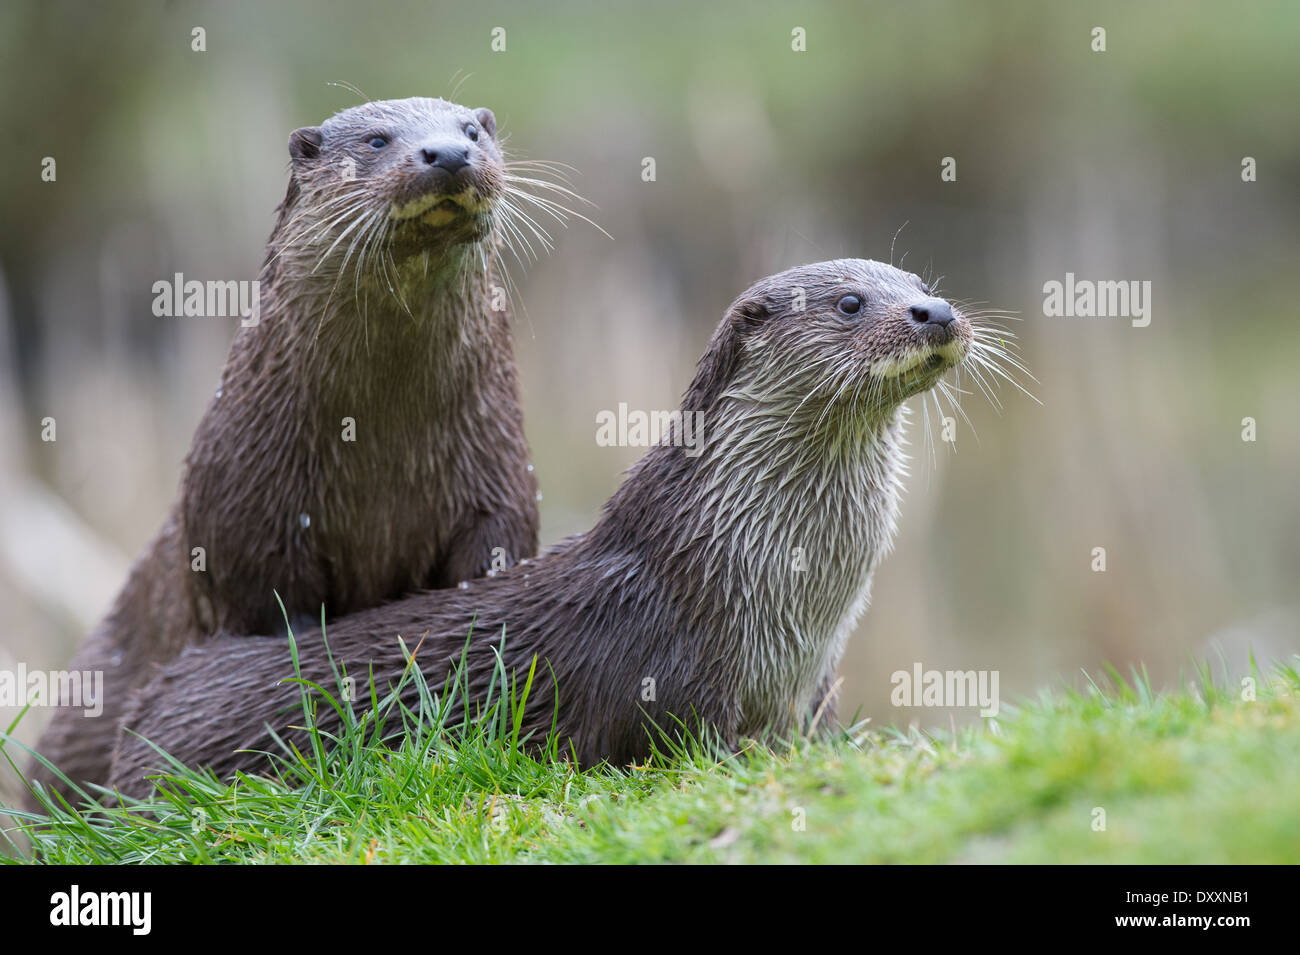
498;191;571;241
283;197;378;259
968;334;1038;382
314;204;387;347
503;183;613;240
503;187;580;230
920;390;938;473
503;173;596;206
310;202;387;275
500;196;558;249
311;211;367;345
382;247;415;320
446;69;472;102
969;328;1023;350
495;208;544;263
503;157;582;177
502;169;582;194
890;221;909;267
936;377;979;443
948;299;1023;318
494;217;546;298
280;187;378;231
971;337;1037;382
496;198;555;258
325;79;372;104
495;213;540;271
484;243;536;341
265;191;378;269
965;344;1041;405
958;355;1004;411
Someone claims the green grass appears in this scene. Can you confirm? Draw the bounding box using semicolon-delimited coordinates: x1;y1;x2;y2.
4;653;1299;864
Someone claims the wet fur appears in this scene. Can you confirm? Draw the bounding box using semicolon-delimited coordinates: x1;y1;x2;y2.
32;98;539;798
109;259;975;798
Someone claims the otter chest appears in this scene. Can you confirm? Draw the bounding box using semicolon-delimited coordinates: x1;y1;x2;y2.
726;451;902;734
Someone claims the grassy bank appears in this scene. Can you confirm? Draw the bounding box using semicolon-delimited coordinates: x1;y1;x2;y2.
5;659;1298;864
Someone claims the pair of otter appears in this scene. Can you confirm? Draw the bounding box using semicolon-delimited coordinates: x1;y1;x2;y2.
30;97;981;802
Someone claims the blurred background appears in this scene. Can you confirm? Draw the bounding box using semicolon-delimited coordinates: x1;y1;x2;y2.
1;0;1297;777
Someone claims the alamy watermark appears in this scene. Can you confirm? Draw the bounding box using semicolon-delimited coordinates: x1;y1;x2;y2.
0;660;103;717
890;662;1000;717
152;272;260;327
595;402;705;457
50;885;151;935
1042;272;1151;327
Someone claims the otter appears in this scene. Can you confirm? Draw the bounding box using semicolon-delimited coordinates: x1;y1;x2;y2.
32;97;550;798
108;258;1003;799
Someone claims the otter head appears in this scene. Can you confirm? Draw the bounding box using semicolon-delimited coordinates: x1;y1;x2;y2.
284;97;505;263
687;258;972;428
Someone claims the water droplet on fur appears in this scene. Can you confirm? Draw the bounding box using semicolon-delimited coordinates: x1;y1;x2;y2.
535;492;543;502
298;513;311;529
526;463;535;472
458;580;469;590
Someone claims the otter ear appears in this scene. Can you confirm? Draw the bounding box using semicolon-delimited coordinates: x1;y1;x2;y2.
730;296;769;332
288;126;323;162
683;296;768;414
473;108;497;138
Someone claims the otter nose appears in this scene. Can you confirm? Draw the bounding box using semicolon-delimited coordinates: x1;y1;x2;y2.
419;143;470;174
909;299;955;327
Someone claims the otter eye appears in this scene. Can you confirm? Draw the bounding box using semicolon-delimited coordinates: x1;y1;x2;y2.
465;124;479;142
836;295;862;316
368;136;388;149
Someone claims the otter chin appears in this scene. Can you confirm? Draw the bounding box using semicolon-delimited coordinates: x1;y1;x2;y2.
401;202;493;244
392;188;493;228
107;258;1010;800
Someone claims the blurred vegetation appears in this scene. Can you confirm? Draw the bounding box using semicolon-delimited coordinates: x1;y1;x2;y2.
1;0;1297;773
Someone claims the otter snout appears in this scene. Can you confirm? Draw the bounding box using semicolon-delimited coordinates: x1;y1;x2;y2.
908;296;967;347
909;298;955;327
410;138;477;198
417;140;471;174
388;135;498;224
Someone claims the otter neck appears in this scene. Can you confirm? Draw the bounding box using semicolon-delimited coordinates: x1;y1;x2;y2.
257;240;499;409
594;398;910;726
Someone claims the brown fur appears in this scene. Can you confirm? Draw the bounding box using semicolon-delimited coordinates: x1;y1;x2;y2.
31;98;540;800
108;259;979;798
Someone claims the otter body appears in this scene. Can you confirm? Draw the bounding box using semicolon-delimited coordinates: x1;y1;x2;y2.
34;98;539;796
110;259;986;797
